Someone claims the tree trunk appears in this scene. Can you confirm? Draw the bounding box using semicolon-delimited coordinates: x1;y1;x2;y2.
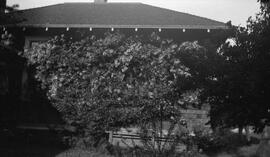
238;126;243;136
245;126;251;142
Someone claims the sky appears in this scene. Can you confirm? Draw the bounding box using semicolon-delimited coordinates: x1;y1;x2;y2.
7;0;261;26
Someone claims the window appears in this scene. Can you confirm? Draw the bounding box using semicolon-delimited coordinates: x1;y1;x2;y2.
24;36;50;49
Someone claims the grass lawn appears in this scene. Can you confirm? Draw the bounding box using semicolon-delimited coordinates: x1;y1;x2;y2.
0;129;67;157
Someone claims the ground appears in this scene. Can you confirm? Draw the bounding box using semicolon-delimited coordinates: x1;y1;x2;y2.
0;128;261;157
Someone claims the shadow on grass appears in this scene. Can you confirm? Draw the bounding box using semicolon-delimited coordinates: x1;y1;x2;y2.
0;129;69;157
0;128;262;157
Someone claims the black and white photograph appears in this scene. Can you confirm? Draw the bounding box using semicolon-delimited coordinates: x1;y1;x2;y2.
0;0;269;156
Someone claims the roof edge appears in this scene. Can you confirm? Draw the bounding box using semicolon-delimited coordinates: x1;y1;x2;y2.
2;24;228;29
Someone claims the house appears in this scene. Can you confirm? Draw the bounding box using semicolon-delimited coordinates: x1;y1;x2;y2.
0;0;227;129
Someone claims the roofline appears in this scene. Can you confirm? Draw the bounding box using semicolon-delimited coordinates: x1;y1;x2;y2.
2;24;228;29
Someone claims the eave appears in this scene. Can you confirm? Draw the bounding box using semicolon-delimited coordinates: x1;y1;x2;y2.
1;24;228;30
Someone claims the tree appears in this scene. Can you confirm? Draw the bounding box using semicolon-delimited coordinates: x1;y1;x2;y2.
0;0;19;48
0;1;23;129
189;2;270;132
259;0;270;3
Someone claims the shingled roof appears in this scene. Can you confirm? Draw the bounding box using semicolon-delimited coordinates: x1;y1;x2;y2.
11;2;227;29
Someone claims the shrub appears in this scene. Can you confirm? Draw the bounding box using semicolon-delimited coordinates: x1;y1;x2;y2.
23;31;206;148
191;125;259;155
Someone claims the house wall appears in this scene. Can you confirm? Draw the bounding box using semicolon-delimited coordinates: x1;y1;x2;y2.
180;109;210;130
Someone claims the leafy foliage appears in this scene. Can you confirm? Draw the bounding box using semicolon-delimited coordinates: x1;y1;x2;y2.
23;32;204;146
0;2;19;49
0;0;19;25
189;3;270;132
